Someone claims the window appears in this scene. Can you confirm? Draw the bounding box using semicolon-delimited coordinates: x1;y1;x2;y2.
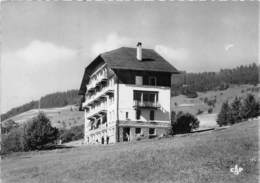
126;112;129;119
149;76;157;86
135;76;143;85
136;109;141;120
134;90;158;102
135;128;141;134
149;128;155;135
149;93;156;102
133;92;142;101
150;110;155;120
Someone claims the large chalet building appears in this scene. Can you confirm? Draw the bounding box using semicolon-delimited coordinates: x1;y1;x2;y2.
79;43;179;144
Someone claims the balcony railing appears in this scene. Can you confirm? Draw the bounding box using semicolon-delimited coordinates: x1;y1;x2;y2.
86;72;108;91
86;123;108;135
83;83;114;107
133;100;160;109
82;80;114;107
87;102;107;118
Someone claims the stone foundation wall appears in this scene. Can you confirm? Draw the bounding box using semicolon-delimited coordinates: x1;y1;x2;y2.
118;126;169;142
86;126;170;144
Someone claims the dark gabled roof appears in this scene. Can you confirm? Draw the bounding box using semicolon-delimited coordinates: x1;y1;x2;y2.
78;47;179;95
100;47;178;73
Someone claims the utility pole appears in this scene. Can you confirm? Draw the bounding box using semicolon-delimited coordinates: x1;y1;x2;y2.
38;98;41;113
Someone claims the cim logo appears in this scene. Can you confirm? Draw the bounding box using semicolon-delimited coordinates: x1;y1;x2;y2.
230;165;243;175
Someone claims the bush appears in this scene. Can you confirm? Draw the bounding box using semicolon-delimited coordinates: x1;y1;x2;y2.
186;91;198;98
1;113;59;154
205;98;216;107
208;108;213;114
24;112;59;150
171;111;200;134
1;127;27;154
59;125;84;143
197;109;203;115
219;83;229;90
2;119;18;134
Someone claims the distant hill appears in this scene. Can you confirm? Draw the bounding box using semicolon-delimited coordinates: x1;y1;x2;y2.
1;90;81;121
172;63;259;96
2;105;84;129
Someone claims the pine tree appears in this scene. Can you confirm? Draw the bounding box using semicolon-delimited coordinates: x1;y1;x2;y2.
24;112;58;150
217;101;231;126
241;94;260;119
230;97;243;124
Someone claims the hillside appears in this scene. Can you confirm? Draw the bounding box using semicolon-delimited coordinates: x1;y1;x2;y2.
2;119;258;183
171;84;259;129
1;90;81;122
2;105;84;129
171;63;258;96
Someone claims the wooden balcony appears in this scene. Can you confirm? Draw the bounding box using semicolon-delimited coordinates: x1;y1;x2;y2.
86;71;108;91
133;100;160;109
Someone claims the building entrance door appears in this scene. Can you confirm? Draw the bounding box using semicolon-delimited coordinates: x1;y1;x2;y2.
123;127;130;141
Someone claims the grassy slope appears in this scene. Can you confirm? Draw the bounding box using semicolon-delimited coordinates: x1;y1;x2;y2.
171;84;259;129
2;119;259;183
171;84;259;115
3;105;84;129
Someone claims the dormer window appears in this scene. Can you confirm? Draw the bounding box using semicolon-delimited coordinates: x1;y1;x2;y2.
135;76;143;85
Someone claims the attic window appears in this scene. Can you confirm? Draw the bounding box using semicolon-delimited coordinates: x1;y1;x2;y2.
135;76;143;85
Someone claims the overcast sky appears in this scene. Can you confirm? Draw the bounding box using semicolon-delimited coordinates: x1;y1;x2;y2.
1;2;259;113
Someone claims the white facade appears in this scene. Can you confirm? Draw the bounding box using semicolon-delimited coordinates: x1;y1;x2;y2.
82;67;172;144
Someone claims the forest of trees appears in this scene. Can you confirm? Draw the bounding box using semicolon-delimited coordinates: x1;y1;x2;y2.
172;63;259;96
1;90;80;121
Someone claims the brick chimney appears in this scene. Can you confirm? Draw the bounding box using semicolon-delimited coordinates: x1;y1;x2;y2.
136;42;142;61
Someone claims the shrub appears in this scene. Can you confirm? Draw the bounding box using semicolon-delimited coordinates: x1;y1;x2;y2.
205;98;216;107
186;91;198;98
171;111;200;134
219;83;229;90
197;109;203;115
170;111;177;135
1;127;27;154
2;119;18;134
24;112;59;150
59;125;84;143
208;108;213;114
